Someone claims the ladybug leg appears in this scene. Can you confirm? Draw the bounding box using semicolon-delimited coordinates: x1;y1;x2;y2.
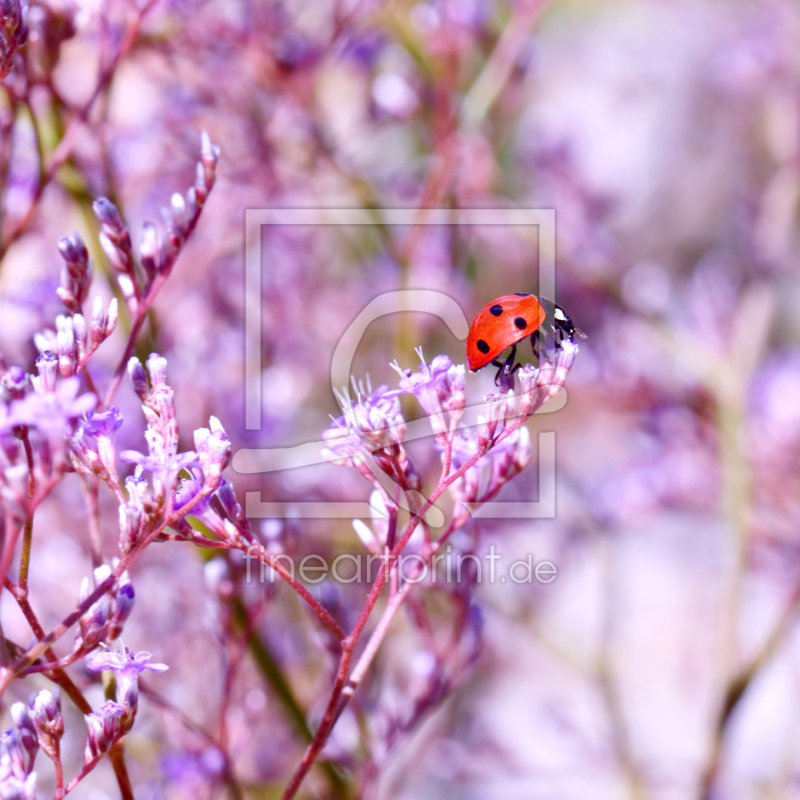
491;359;504;385
506;344;517;373
491;345;518;387
492;345;518;392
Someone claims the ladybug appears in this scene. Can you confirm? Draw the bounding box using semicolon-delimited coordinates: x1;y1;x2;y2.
467;293;580;385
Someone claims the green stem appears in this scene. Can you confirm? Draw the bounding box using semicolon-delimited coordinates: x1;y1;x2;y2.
230;598;350;798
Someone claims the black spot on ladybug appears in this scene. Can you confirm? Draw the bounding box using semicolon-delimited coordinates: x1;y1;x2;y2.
515;292;531;296
489;304;503;316
476;339;491;354
514;317;528;330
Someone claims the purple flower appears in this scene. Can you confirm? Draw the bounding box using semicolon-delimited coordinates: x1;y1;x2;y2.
86;646;168;710
119;444;199;497
120;448;199;474
0;754;36;799
2;366;27;400
8;377;96;442
84;701;126;759
31;690;64;745
31;351;58;394
391;350;466;435
174;475;212;516
8;705;37;775
193;416;231;477
56;231;91;312
322;381;406;463
83;406;123;438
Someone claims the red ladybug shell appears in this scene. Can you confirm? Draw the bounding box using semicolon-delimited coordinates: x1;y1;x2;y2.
466;294;546;371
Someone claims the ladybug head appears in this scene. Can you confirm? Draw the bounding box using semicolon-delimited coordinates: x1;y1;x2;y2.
537;297;580;344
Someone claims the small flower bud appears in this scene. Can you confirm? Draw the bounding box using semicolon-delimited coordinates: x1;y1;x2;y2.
116;274;136;307
1;729;26;776
170;192;186;228
57;232;89;277
84;702;124;760
31;351;58;394
93;198;133;276
56;231;92;312
105;298;118;337
10;703;38;773
146;353;168;388
2;366;27;399
140;221;159;278
32;690;64;741
98;232;125;272
73;313;87;358
194;416;231;478
55;316;77;378
109;579;135;639
127;357;149;400
118;505;141;555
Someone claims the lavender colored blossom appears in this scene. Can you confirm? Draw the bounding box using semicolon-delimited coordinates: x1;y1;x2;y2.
138;132;220;279
127;357;149;400
8;377;96;442
107;578;135;640
391;349;466;436
322;381;406;463
56;232;91;312
93;198;134;276
145;353;168;389
194;416;231;478
77;565;135;645
174;475;212;516
119;447;199;487
323;380;423;494
83;406;123;438
84;702;125;759
31;690;64;747
86;646;168;711
1;366;26;400
8;706;36;775
30;352;57;395
0;755;36;800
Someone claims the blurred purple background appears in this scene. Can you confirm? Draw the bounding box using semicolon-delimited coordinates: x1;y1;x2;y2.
3;0;800;797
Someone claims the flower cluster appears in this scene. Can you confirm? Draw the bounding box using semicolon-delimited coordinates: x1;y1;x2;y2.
55;232;91;313
84;646;168;759
391;349;466;440
90;132;219;317
0;691;63;800
0;135;219;798
119;354;197;500
78;565;135;648
0;370;96;515
326;340;578;518
448;342;578;510
322;379;422;497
